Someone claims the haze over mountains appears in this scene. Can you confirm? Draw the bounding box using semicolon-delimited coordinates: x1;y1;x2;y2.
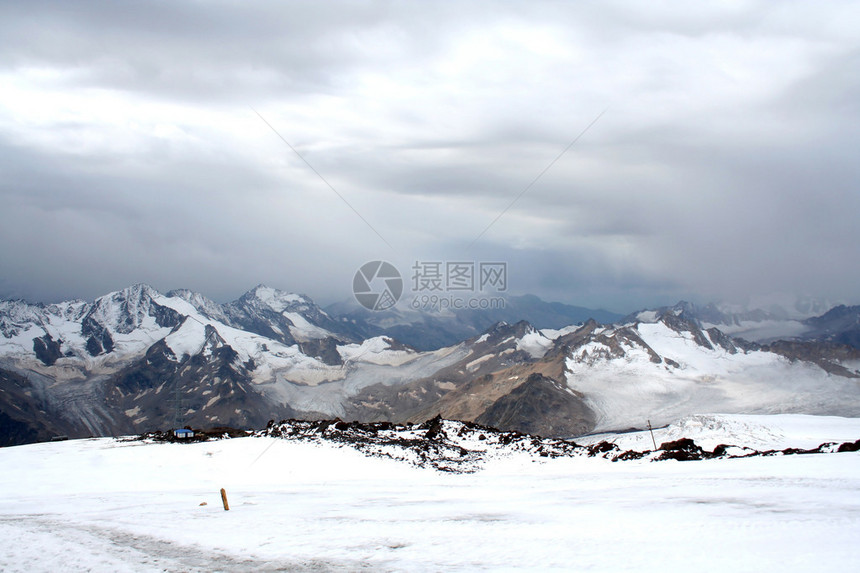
1;284;859;447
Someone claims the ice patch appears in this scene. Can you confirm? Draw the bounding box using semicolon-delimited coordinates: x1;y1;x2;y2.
516;331;553;359
164;320;207;360
636;310;658;323
282;312;331;341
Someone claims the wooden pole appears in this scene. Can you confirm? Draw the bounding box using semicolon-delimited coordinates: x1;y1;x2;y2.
220;488;230;511
647;420;657;450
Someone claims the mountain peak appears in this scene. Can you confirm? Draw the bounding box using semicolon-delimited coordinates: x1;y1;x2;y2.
240;285;309;312
478;319;536;344
79;284;188;341
166;289;228;323
96;283;161;304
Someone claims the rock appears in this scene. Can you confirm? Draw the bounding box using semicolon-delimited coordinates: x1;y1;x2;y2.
837;439;860;452
657;438;707;461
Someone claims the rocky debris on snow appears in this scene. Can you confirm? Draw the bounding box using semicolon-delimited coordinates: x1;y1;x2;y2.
258;415;582;473
128;417;860;473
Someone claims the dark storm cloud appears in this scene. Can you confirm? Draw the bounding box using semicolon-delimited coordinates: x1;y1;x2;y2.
1;1;859;311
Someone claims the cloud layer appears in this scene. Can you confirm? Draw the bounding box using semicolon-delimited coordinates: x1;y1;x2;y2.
2;1;859;311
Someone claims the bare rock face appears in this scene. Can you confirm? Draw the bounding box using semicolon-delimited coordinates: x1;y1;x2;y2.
0;367;87;447
32;334;63;366
763;340;860;377
803;305;860;349
476;373;594;438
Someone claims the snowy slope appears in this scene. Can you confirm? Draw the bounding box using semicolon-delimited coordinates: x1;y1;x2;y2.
260;341;469;416
564;316;860;432
1;416;859;572
579;413;860;451
700;318;811;342
630;298;860;347
153;293;331;382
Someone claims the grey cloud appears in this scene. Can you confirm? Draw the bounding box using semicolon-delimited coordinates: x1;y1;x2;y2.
1;1;859;313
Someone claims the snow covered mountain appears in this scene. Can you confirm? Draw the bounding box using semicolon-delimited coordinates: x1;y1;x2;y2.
339;310;860;437
623;300;805;342
0;284;456;444
0;284;359;369
341;320;584;433
562;310;860;432
801;304;860;348
2;286;860;446
625;298;859;346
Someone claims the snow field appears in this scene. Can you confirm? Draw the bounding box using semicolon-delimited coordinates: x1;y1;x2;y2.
2;416;860;572
579;413;860;452
566;321;860;431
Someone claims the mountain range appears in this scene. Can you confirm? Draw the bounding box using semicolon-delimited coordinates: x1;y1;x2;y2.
1;284;859;446
325;293;622;350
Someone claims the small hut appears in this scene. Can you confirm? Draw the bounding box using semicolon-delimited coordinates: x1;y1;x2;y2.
173;428;194;439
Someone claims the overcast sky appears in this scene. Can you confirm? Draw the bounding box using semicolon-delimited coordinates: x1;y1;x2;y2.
1;1;859;313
